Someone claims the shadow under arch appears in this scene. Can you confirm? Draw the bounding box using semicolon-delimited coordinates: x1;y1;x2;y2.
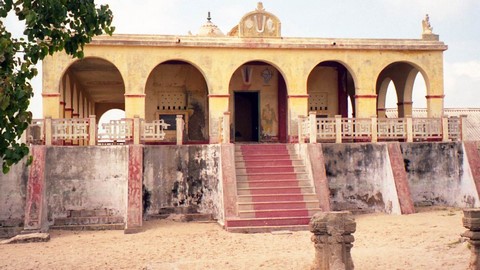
59;57;125;122
144;60;209;143
307;61;357;118
229;60;288;143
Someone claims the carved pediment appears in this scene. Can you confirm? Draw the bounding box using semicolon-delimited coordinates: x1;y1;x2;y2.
238;2;281;38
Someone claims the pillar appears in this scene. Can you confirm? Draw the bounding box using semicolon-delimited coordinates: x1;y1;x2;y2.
125;145;143;234
426;95;445;117
125;94;146;119
208;94;229;144
42;93;61;118
462;209;480;270
23;146;48;233
354;94;377;118
310;211;356;270
287;95;309;143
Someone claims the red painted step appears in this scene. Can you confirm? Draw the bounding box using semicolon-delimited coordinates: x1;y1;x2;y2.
238;154;293;160
238;186;313;195
239;208;315;218
239;159;295;166
225;216;311;227
238;201;320;211
237;180;308;188
238;194;317;203
237;172;307;180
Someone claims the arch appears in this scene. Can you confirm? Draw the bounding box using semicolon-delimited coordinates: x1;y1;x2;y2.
376;77;392;118
307;60;358;91
59;57;126;121
228;58;289;92
145;60;209;142
228;60;288;143
376;61;429;117
307;61;356;118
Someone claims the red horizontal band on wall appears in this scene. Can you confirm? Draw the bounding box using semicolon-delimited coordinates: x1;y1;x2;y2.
208;94;230;98
426;95;445;99
42;93;60;97
60;101;66;105
287;95;309;98
124;94;146;98
377;108;387;111
397;102;413;105
354;94;377;98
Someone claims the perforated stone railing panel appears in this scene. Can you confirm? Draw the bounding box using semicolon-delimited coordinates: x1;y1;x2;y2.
98;119;133;144
341;118;371;140
141;119;170;141
52;118;89;140
377;118;407;140
27;119;45;145
412;118;442;140
317;118;336;141
448;117;461;141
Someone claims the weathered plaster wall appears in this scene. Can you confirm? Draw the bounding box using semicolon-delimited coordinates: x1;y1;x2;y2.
400;142;480;208
143;145;221;219
322;143;401;214
44;146;128;224
0;159;28;226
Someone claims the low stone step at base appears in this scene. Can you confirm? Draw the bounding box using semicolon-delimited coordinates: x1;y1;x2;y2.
225;216;311;227
50;223;125;231
0;226;23;239
226;224;310;234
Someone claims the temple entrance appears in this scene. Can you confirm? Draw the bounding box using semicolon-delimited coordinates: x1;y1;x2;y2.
234;92;259;142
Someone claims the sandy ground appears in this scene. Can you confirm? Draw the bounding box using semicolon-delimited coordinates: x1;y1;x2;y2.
0;207;470;270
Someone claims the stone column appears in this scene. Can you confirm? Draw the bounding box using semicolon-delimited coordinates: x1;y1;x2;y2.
310;211;356;270
125;145;143;234
462;209;480;270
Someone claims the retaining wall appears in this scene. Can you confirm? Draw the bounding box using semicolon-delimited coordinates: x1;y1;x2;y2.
400;142;479;208
321;143;401;214
0;159;28;226
44;146;128;224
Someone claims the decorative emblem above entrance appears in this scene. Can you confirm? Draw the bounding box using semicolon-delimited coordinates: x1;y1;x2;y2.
237;2;281;38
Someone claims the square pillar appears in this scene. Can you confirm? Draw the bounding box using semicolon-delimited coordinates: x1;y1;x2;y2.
287;95;309;143
208;95;230;144
42;93;61;118
125;94;146;119
354;94;377;119
23;145;48;233
125;145;143;234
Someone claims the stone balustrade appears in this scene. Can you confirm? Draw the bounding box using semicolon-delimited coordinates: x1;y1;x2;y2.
299;113;466;143
26;115;185;146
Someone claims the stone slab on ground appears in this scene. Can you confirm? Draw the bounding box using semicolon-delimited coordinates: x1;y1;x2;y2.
0;233;50;244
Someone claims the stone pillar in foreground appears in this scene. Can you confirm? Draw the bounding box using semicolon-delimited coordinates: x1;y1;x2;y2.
309;211;356;270
462;209;480;270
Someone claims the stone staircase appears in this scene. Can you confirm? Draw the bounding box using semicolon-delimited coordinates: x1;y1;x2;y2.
51;209;124;231
225;144;321;233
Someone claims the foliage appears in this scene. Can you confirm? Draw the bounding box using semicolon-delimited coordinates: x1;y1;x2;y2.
0;0;114;173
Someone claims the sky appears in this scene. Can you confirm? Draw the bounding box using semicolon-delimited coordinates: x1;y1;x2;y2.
6;0;480;117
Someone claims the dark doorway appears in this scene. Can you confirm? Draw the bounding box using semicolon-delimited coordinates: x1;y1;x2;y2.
234;92;259;142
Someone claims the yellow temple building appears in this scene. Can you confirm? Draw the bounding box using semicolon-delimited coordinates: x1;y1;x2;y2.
40;2;447;144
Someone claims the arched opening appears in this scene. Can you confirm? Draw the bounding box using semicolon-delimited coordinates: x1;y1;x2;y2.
98;108;126;133
376;62;428;118
307;61;356;118
229;61;288;143
145;60;209;143
60;57;125;123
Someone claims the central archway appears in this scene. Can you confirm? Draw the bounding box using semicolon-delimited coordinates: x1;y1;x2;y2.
229;61;288;143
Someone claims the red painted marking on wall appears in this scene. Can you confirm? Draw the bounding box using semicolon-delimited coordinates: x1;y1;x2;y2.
24;145;46;230
464;142;480;199
126;145;143;229
387;143;415;214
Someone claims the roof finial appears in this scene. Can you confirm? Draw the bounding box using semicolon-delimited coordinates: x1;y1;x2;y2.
207;11;211;22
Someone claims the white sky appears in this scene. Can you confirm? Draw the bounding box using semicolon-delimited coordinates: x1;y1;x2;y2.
6;0;480;117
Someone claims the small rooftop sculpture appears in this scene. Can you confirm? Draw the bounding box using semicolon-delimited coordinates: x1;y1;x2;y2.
422;14;433;35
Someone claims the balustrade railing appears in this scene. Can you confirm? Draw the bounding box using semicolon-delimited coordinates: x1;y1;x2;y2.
141;119;170;142
98;119;133;145
298;114;466;144
52;118;90;141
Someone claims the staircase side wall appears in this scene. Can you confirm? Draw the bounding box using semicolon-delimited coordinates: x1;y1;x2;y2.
400;142;479;208
44;146;128;224
322;143;399;213
143;145;222;220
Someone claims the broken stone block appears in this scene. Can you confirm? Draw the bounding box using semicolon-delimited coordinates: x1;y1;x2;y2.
0;232;50;244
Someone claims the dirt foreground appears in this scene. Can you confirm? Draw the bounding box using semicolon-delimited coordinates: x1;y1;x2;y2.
0;208;470;269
